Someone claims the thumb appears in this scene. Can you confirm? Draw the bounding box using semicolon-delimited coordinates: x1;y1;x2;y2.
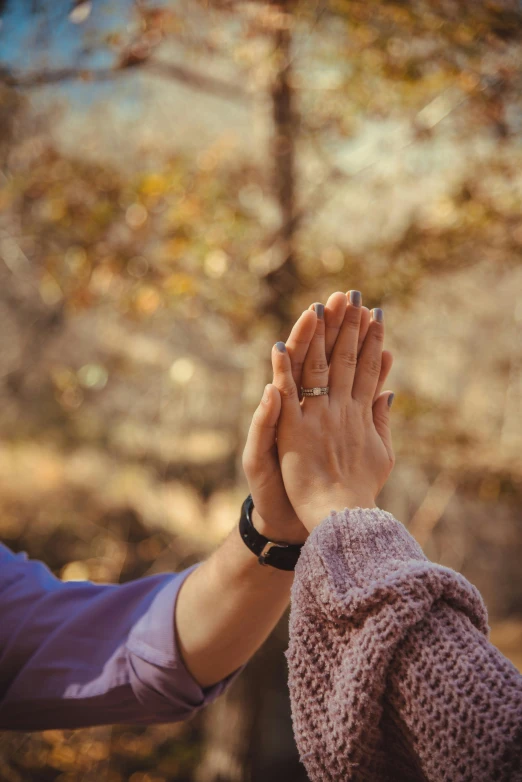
372;390;395;464
271;341;301;421
242;384;281;481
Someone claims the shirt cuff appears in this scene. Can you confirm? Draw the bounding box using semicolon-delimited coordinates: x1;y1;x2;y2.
126;564;243;720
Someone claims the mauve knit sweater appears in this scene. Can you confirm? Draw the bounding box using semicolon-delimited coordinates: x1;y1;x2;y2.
286;507;522;782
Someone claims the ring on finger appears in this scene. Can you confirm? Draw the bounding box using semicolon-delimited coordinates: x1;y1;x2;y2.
301;386;329;397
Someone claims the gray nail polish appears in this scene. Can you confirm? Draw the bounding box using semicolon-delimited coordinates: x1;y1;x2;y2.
350;290;362;307
373;308;384;323
314;303;324;319
387;392;395;408
275;341;287;353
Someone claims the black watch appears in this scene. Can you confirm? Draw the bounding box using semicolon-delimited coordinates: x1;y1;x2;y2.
239;494;303;571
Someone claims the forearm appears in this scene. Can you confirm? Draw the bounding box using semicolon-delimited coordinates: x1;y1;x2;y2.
175;510;294;688
386;600;522;781
287;507;522;781
0;544;229;730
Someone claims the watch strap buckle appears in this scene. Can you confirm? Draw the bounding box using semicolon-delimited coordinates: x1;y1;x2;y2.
239;494;303;571
257;540;289;566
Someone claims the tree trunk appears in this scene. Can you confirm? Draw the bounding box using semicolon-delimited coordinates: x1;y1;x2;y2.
195;674;255;782
195;6;306;780
264;0;299;333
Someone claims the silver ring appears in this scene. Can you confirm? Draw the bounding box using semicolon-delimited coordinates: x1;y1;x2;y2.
301;386;329;397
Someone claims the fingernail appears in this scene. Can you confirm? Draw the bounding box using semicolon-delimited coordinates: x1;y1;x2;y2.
372;308;384;323
349;290;361;307
262;384;271;403
313;303;324;319
387;392;395;408
275;341;286;353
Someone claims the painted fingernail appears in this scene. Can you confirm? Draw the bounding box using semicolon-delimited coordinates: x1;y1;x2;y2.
275;341;286;353
313;303;324;319
349;290;361;307
372;308;384;323
387;392;395;408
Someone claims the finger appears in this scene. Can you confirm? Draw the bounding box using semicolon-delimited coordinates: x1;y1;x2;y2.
306;292;347;363
302;291;346;363
313;297;369;361
300;303;329;398
242;384;281;477
243;383;281;481
352;308;385;406
357;306;372;356
324;292;349;363
328;290;364;399
373;349;393;404
372;389;395;467
271;341;301;421
286;310;318;391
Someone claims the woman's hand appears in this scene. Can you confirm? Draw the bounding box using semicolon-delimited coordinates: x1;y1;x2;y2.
271;292;395;533
243;291;393;543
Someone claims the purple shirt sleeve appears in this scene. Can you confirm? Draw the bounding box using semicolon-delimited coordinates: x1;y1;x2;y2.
0;542;241;730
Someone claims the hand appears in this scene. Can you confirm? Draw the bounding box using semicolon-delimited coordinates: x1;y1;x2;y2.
243;292;393;543
271;292;395;533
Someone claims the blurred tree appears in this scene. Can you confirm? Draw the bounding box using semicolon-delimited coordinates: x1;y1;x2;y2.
264;0;300;323
1;1;522;780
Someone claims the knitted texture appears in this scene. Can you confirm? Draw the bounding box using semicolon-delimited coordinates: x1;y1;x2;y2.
286;507;522;782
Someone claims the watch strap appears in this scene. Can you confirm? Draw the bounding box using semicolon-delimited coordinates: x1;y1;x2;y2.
239;494;303;571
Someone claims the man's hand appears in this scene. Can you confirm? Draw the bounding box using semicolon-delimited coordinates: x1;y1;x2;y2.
242;309;319;544
242;291;393;544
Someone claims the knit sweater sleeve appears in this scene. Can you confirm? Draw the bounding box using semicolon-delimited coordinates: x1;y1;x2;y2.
286;507;522;782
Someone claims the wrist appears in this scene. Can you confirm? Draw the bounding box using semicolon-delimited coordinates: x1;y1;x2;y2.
301;493;376;533
252;507;308;545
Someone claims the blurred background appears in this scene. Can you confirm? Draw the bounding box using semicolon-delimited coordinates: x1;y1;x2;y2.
0;0;521;779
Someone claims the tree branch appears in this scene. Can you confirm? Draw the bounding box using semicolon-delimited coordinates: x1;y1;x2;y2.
144;59;247;102
0;59;248;103
0;65;104;88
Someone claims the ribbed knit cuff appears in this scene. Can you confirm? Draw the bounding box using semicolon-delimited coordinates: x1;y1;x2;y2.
298;506;426;586
292;507;488;634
